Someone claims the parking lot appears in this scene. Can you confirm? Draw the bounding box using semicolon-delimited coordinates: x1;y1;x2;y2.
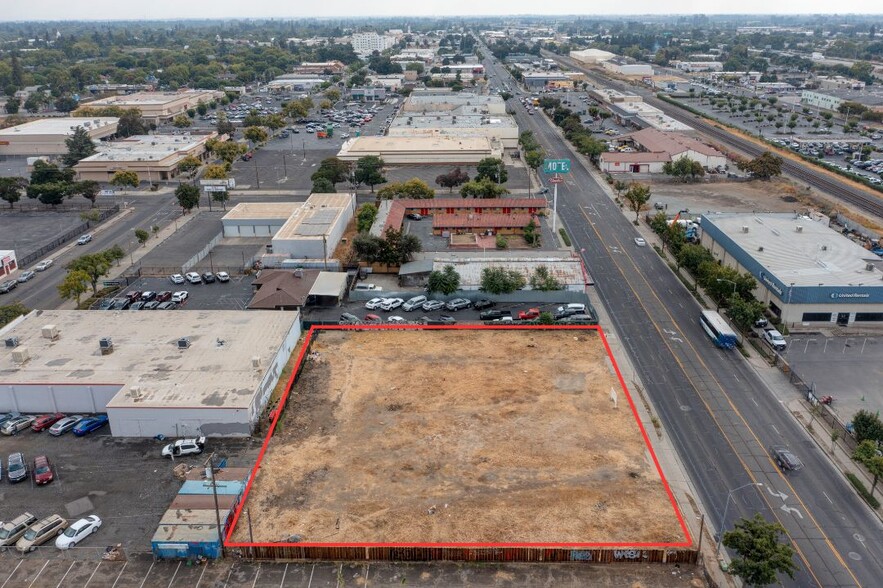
0;426;262;553
106;273;256;311
0;210;93;260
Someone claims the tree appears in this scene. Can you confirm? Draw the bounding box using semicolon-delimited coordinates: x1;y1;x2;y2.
427;265;461;295
311;177;336;193
476;157;508;184
0;302;29;329
216;112;235;137
282;98;311;120
622;183;651;222
30;160;74;185
116;108;147;138
460;178;509;198
71;180;100;207
134;229;150;247
244;126;269;145
726;294;766;331
324;88;341;103
378;178;435;199
524;149;545;178
24;92;43;114
66;246;125;294
54;94;79;113
212;190;230;210
737;151;783;180
264;114;286;131
435;168;469;193
530;265;561;291
212;140;247;166
352;228;421;266
171;114;192;128
5;97;20;114
662;155;704;182
27;182;70;206
311;157;351;186
354;156;386;192
722;514;796;587
356;203;378;233
196;101;208;116
853;440;883;495
0;177;27;208
57;270;91;306
203;164;227;179
480;267;526;294
175;184;200;214
851;410;883;445
677;243;715;274
110;170;139;189
177;155;202;178
523;218;540;247
62;126;97;167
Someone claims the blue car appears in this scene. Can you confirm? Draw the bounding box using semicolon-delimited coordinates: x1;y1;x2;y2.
72;415;108;437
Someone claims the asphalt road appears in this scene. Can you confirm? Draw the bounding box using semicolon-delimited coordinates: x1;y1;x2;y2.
482;50;883;587
6;193;178;309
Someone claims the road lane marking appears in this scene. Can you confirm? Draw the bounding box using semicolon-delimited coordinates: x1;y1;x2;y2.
781;504;805;519
195;563;208;587
279;563;288;587
27;561;49;588
222;563;235;588
823;491;834;504
251;563;261;588
771;425;781;436
306;564;315;588
55;562;76;588
751;397;759;407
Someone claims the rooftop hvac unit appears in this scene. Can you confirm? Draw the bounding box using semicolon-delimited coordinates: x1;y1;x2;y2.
821;245;828;251
866;263;875;272
742;226;749;233
99;337;113;349
41;325;59;340
5;337;19;348
757;246;764;252
177;338;191;349
11;347;29;364
796;226;803;233
129;386;143;400
252;356;261;369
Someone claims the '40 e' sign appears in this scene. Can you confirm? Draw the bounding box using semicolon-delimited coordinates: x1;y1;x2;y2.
542;158;571;174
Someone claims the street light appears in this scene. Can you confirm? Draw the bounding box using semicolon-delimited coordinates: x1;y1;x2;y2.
716;278;737;310
716;482;763;554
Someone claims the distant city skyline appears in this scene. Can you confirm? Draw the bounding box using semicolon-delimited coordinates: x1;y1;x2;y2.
2;1;882;22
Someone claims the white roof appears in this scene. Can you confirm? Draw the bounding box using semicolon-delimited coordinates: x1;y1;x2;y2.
308;272;348;297
0;117;119;137
223;202;303;221
431;257;585;288
78;134;207;163
273;193;354;241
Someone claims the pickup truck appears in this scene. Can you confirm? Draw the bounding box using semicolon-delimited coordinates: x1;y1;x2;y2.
517;308;540;320
763;328;787;352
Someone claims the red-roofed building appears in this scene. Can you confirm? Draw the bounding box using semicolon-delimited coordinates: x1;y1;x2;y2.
372;198;547;236
600;127;728;173
432;213;535;235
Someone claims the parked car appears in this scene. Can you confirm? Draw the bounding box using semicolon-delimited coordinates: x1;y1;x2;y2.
110;298;130;310
129;301;146;311
363;314;382;324
406;213;422;221
339;312;362;325
33;455;53;485
72;415;109;437
31;413;65;432
0;412;21;428
48;415;84;436
185;272;202;284
445;298;472;311
202;272;216;283
34;259;53;271
770;445;803;471
171;291;189;303
157;291;173;302
0;513;38;548
169;274;185;285
421;300;445;312
125;291;142;302
437;315;457;324
142;301;160;310
763;328;787;351
364;297;386;310
387;315;406;323
473;299;495;310
16;515;68;552
0;280;17;294
402;295;427;311
558;313;596;325
380;297;404;311
216;271;230;282
157;301;178;310
16;271;36;283
518;308;541;320
76;234;93;245
1;415;36;436
480;310;506;321
161;436;206;458
140;291;157;302
55;515;102;550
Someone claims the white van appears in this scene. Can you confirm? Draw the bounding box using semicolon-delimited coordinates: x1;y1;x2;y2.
402;295;427;311
557;303;586;314
354;283;382;292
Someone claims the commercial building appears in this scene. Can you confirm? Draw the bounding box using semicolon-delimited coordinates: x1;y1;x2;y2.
372;198;547;235
569;48;616;64
337;136;501;164
73;132;216;183
350;32;396;56
0;250;18;279
291;61;346;75
432;212;534;235
817;76;866;91
402;91;507;115
602;58;654;77
522;72;573;89
369;74;405;91
79;90;222;124
270;193;356;261
0;117;119;157
349;87;387;102
248;269;322;310
800;90;844;112
387;113;518;148
222;202;303;238
267;76;326;92
0;310;302;437
600;127;727;173
675;61;724;73
607;100;693;132
700;213;883;326
430;255;586;291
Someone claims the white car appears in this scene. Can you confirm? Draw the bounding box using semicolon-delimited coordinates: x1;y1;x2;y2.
634;237;647;247
76;234;93;245
171;291;189;303
380;297;404;311
169;274;185;285
364;297;386;310
55;515;101;550
161;436;206;458
215;271;230;282
185;272;202;284
387;315;406;323
34;259;53;271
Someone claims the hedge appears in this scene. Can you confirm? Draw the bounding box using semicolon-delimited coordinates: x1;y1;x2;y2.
846;472;880;509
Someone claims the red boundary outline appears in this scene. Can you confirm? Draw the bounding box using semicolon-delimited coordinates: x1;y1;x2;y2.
224;324;692;549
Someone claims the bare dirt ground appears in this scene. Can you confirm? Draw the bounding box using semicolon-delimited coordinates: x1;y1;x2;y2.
646;178;807;215
233;329;686;545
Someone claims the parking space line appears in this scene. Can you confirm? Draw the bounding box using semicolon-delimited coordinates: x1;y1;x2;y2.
251;562;261;588
195;563;208;588
306;564;314;588
279;563;288;587
138;561;155;588
27;561;49;588
55;562;76;588
83;562;102;587
166;561;181;588
364;564;370;587
222;563;235;588
1;561;23;588
110;562;127;588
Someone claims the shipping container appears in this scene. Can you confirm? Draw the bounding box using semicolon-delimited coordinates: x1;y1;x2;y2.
160;509;221;527
184;467;252;483
178;479;245;496
170;494;238;511
151;523;223;559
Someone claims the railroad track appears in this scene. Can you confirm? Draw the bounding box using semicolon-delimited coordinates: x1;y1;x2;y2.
548;52;883;219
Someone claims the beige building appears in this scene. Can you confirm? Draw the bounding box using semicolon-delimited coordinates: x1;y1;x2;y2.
74;132;216;183
0;117;119;157
387;114;518;148
271;193;356;260
337;136;501;164
78;90;223;124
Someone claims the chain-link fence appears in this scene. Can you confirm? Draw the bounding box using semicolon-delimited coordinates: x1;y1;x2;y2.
18;205;120;268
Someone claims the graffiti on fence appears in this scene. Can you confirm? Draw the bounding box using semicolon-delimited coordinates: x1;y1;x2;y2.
613;549;647;560
570;550;593;561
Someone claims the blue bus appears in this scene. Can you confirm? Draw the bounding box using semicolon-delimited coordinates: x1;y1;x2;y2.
699;310;738;349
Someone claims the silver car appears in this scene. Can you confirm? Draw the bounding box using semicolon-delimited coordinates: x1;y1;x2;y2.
17;271;36;283
1;416;36;436
48;415;84;437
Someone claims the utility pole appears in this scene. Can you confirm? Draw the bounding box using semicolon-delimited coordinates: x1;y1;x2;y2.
254;157;260;189
282;152;287;178
208;454;224;552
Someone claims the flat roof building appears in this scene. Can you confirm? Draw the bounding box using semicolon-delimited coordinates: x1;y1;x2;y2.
0;310;301;437
701;213;883;327
601;128;727;173
74;132;216;183
569;48;616;64
402;92;507;115
271;193;356;261
78;90;222;124
387;113;518;148
222;202;303;238
337;136;501;164
0;117;119;157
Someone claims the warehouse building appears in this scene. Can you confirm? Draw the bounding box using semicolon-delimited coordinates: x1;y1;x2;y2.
78;90;222;124
601;127;727;173
74;132;216;183
0;310;301;437
700;213;883;326
0;117;118;157
387;113;518;148
401;91;507;115
222;202;303;238
270;193;356;260
569;48;616;64
337;136;501;164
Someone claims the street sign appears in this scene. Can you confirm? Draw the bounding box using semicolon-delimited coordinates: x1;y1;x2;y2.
200;179;228;187
102;280;123;288
549;176;564;184
98;189;116;197
203;186;227;193
543;158;571;174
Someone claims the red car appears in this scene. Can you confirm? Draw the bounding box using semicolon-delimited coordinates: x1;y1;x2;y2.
33;455;54;485
518;308;541;320
31;413;65;432
156;291;173;303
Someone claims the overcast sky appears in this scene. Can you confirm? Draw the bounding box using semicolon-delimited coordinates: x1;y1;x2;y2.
3;1;882;22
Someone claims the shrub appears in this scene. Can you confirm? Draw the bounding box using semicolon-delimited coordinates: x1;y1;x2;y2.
846;472;880;509
558;228;571;246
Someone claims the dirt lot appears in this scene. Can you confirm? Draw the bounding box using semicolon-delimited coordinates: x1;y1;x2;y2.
233;328;686;545
646;177;807;216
